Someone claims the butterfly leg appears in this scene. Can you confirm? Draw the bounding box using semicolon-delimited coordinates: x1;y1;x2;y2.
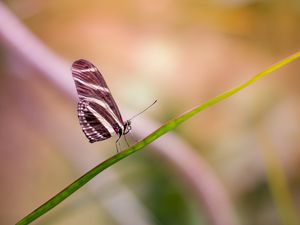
115;134;122;153
123;134;130;148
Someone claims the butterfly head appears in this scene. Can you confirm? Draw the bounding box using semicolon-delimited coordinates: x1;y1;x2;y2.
123;120;132;135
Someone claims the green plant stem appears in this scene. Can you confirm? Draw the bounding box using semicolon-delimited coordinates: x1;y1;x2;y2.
16;51;300;225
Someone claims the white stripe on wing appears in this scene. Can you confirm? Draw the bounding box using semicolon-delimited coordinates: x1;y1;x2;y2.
74;77;110;93
83;97;123;128
87;105;116;135
72;67;98;73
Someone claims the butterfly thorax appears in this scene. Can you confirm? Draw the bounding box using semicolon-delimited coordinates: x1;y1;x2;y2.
114;120;131;138
123;120;132;135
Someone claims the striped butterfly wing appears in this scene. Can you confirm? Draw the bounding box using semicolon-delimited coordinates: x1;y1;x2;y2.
77;100;113;142
72;59;124;143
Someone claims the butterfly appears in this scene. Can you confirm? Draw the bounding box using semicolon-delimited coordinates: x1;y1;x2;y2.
71;59;132;147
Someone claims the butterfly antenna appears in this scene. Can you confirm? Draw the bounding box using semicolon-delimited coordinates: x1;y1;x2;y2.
128;100;157;121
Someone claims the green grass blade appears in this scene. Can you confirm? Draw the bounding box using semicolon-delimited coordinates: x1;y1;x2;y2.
16;51;300;225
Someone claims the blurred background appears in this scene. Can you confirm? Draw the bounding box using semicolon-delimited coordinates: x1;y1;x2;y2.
0;0;299;225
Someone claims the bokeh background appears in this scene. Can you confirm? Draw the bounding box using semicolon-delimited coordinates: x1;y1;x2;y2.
0;0;299;225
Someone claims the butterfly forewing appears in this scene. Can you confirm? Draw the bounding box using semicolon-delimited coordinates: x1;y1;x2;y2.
72;59;124;142
72;59;124;125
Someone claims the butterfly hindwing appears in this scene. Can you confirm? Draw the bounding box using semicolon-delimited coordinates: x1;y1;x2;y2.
77;100;112;143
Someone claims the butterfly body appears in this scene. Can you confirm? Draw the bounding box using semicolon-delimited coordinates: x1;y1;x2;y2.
72;59;131;143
